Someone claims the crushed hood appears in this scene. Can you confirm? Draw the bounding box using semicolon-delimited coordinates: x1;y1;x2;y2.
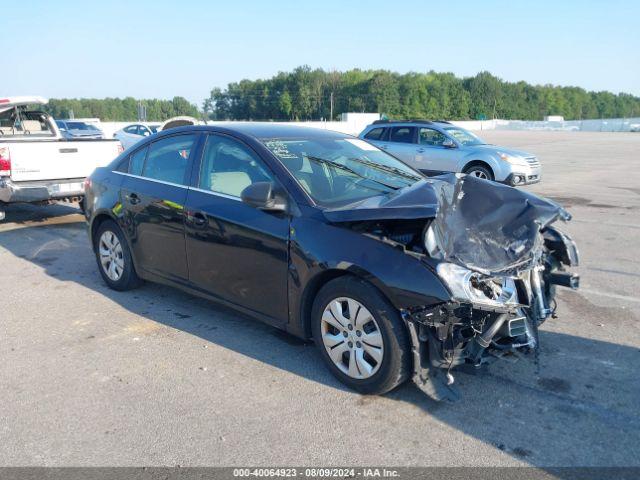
323;179;439;222
324;173;570;274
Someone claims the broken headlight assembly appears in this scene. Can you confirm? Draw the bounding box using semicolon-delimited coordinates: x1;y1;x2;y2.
436;262;520;309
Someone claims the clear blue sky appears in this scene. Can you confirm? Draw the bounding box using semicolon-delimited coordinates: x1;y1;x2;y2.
3;0;639;106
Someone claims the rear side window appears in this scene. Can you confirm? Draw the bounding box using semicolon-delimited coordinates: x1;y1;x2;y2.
129;146;148;175
124;125;138;134
142;134;197;185
389;127;415;144
114;156;129;173
364;127;385;140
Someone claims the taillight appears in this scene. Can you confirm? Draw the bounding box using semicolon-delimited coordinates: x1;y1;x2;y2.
0;146;10;176
84;177;92;191
117;142;124;154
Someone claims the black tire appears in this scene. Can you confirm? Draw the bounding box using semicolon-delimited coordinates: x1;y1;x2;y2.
464;164;494;181
94;219;141;291
311;276;411;395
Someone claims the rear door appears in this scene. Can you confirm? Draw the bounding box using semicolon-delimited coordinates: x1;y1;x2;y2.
378;126;417;163
119;133;200;283
184;133;290;323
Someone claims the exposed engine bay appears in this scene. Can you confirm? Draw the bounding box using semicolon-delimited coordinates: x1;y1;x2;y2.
325;173;580;401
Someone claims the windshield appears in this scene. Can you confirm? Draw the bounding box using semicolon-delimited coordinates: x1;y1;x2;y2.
443;126;485;146
262;137;423;207
66;122;97;131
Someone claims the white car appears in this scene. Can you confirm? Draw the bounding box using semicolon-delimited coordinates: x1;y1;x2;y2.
113;123;160;150
0;96;122;220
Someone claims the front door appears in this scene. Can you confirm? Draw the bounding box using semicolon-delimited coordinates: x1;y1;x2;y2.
120;133;199;283
184;133;290;323
415;127;460;174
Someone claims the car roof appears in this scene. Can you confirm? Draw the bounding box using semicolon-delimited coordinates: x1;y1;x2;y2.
368;119;452;127
157;122;352;140
0;96;48;108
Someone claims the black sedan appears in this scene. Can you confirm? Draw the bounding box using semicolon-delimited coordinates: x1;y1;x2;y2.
84;124;579;401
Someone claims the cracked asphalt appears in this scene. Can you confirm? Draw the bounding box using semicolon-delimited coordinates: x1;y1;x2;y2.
0;131;638;467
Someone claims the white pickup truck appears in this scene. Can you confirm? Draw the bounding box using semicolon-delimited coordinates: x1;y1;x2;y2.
0;96;122;220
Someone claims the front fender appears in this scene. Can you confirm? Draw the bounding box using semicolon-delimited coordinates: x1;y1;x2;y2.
458;152;503;175
287;216;451;337
543;226;580;267
458;152;504;178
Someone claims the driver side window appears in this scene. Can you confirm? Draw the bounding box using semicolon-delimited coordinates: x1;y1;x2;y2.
200;135;275;198
419;128;447;147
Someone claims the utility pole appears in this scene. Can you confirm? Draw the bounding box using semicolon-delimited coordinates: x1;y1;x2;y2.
137;102;147;122
330;91;334;122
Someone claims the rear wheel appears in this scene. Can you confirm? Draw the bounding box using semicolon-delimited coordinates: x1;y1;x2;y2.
464;164;494;181
94;220;141;291
311;277;411;395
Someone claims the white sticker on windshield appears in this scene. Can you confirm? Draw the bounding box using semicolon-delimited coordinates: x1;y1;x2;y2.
344;138;379;151
264;140;298;159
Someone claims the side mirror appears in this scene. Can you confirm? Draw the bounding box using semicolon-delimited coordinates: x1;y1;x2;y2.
241;182;287;212
442;138;456;148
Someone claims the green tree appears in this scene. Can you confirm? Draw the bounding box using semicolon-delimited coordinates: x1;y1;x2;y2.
59;67;635;123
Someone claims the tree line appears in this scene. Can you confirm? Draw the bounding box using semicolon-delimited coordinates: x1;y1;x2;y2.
203;66;640;121
41;68;640;122
44;96;200;122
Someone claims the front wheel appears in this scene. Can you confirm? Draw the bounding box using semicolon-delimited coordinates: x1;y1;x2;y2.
311;277;411;395
464;164;494;181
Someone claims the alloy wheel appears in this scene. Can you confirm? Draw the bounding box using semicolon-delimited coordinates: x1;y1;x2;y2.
468;169;489;179
320;297;384;379
98;230;125;281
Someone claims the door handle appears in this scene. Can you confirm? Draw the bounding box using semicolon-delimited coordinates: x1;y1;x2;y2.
126;193;140;205
417;148;425;153
380;145;388;150
187;211;207;227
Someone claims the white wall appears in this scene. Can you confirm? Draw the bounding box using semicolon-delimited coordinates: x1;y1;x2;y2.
93;116;640;140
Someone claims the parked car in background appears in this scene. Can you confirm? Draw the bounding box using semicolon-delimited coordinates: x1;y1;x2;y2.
83;124;579;402
55;120;104;139
359;120;541;186
157;116;198;132
0;96;122;220
113;123;160;150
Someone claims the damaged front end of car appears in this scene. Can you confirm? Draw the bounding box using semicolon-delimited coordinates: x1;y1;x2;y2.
325;173;579;402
